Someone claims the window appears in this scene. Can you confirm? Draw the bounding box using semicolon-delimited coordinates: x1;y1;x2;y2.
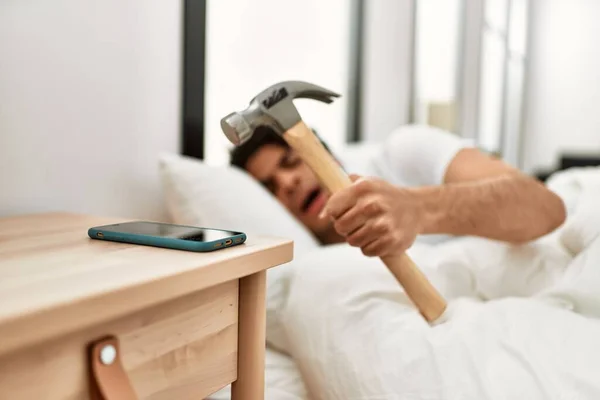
478;0;529;164
202;0;352;166
412;0;530;166
413;0;463;132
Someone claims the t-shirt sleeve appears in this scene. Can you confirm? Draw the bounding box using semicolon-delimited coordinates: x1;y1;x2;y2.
369;125;472;187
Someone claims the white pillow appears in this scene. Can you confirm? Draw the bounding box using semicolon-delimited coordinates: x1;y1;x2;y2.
158;153;319;254
158;153;321;352
334;141;383;176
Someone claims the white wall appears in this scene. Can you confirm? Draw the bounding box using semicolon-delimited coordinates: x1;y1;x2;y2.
523;0;600;173
0;0;180;219
204;0;351;165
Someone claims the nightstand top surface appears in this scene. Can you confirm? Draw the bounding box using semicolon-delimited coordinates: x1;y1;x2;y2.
0;212;293;355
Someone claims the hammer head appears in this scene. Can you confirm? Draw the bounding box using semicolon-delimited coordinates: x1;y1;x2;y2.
221;80;340;145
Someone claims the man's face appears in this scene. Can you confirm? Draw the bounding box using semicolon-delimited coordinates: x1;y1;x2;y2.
245;144;332;237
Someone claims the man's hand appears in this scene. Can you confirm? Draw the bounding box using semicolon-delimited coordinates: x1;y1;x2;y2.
320;175;424;257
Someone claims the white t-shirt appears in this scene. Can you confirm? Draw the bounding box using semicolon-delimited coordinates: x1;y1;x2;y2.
339;124;473;244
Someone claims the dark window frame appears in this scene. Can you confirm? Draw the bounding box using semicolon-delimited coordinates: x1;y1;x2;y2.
181;0;206;159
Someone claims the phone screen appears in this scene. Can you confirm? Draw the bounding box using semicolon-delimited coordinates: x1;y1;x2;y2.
100;222;241;242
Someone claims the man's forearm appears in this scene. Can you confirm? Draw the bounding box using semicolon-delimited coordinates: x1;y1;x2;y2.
414;173;566;243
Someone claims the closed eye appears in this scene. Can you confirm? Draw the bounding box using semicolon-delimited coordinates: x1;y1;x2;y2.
260;150;300;194
281;150;300;168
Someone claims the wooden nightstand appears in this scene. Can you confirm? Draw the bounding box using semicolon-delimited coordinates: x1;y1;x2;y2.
0;213;293;399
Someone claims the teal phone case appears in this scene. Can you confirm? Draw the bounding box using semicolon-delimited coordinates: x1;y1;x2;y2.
88;222;247;252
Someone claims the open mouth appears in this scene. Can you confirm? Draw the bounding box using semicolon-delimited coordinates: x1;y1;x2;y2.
301;188;321;213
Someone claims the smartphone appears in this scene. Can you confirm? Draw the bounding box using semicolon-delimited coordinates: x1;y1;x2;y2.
88;221;247;252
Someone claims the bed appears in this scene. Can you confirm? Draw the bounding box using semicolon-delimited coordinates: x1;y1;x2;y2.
158;136;600;400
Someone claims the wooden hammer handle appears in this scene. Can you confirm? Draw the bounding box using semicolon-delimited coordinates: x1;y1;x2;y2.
283;121;447;323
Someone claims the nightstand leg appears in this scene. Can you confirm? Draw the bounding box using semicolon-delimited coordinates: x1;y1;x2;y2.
232;270;267;400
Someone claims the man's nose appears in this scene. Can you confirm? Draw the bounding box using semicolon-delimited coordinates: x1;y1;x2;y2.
276;170;301;196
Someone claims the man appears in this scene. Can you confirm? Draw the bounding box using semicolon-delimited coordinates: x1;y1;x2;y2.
230;124;566;257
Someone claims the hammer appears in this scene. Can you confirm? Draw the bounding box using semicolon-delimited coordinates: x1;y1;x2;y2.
221;80;447;323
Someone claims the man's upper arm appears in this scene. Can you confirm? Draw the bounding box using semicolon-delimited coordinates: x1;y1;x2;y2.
443;148;520;184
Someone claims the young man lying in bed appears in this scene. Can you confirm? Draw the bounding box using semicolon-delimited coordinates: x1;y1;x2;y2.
230;124;566;256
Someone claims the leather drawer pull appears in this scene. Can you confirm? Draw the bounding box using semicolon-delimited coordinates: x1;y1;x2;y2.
88;336;137;400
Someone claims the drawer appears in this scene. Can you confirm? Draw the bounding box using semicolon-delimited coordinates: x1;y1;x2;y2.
0;279;239;399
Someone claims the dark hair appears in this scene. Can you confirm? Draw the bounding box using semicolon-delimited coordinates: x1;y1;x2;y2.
229;125;333;170
229;125;288;170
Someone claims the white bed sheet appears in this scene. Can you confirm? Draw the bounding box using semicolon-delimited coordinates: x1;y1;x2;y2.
210;167;600;400
280;167;600;399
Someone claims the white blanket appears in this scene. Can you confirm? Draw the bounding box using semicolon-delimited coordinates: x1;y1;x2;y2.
282;167;600;400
